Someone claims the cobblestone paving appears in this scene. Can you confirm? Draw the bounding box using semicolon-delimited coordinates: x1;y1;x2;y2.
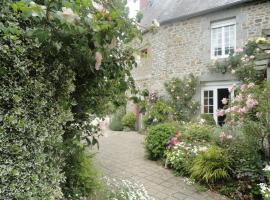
95;130;229;200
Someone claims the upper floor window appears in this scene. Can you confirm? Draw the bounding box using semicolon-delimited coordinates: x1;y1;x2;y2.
211;19;236;58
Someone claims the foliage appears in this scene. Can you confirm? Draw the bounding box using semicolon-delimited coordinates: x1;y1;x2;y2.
165;74;199;122
145;123;176;160
182;123;215;142
109;106;126;131
198;114;216;126
0;0;139;199
165;142;208;176
62;145;100;199
121;112;136;130
143;100;173;128
97;177;154;200
190;146;232;184
212;38;270;83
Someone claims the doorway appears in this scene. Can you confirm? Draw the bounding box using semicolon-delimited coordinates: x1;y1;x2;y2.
201;82;237;125
217;88;230;125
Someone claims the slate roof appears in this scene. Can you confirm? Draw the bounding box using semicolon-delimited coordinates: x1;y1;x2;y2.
140;0;251;27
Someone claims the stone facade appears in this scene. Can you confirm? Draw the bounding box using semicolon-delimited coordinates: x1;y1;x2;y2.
132;1;270;95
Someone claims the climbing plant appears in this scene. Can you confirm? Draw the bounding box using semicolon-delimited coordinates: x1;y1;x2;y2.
211;37;270;83
0;0;139;199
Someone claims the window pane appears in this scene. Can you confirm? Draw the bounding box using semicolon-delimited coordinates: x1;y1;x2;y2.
209;106;214;114
209;98;213;105
204;98;208;105
204;106;208;113
212;27;222;56
224;25;235;55
204;91;208;97
209;91;213;97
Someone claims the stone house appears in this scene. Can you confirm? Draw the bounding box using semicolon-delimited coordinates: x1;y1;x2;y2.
131;0;270;129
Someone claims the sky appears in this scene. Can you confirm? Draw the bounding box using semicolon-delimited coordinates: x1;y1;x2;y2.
127;0;140;18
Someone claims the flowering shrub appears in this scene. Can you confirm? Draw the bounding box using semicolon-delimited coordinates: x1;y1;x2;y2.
212;38;270;83
143;100;173;128
218;81;270;153
165;74;199;122
165;142;208;175
145;123;176;160
98;177;154;200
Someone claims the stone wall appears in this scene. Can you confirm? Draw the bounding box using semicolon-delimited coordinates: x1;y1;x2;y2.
132;0;270;95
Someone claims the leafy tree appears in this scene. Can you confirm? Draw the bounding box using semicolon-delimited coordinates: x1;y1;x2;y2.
0;0;139;199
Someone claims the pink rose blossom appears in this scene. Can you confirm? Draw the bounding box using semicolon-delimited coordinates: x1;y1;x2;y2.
237;107;247;115
235;94;243;102
240;84;247;92
235;48;243;53
217;109;225;117
266;50;270;54
246;97;258;109
221;98;228;105
95;51;102;70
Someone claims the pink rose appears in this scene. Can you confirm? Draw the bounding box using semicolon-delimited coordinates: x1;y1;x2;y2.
246;97;258;109
237;107;247;115
221;98;228;105
235;48;243;53
217;109;225;117
235;94;243;102
229;84;236;93
240;84;247;92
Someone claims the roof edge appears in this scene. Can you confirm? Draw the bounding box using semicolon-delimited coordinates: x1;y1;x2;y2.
160;0;252;26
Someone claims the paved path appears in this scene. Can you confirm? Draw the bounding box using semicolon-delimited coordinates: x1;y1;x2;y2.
95;130;228;200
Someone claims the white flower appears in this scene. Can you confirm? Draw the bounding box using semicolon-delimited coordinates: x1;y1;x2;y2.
152;19;160;27
58;7;80;23
263;165;270;171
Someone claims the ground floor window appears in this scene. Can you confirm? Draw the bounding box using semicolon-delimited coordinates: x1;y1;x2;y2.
201;82;237;125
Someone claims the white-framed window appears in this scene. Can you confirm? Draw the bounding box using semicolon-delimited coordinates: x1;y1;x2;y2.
211;18;236;58
203;90;214;114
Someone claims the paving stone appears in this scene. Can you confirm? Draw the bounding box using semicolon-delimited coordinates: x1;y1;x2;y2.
94;130;229;200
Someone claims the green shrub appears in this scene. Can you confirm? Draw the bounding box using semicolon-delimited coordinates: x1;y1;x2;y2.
145;123;176;160
109;116;124;131
190;146;232;184
62;146;100;199
121;112;136;130
182;123;214;142
109;107;125;131
143;100;173;128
